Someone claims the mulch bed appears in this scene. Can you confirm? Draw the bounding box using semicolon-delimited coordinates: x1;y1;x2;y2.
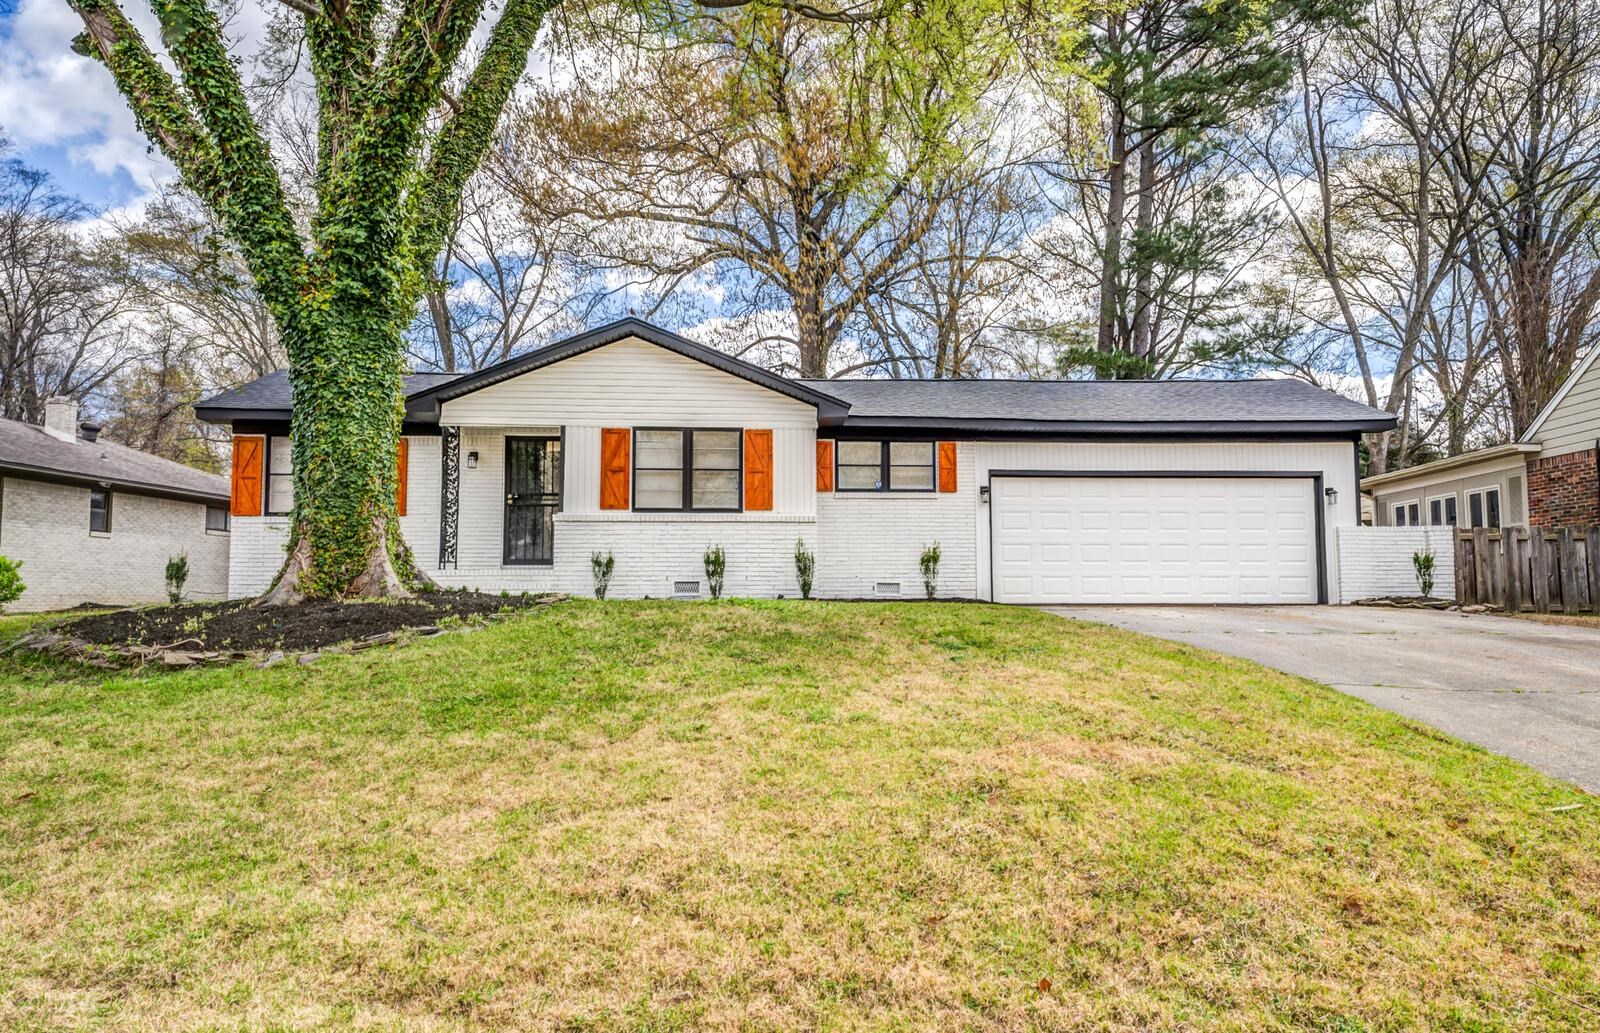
17;591;561;668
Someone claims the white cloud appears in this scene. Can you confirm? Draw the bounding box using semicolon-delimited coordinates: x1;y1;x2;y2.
0;0;178;199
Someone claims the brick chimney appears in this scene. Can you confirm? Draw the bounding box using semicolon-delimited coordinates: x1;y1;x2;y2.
43;396;80;442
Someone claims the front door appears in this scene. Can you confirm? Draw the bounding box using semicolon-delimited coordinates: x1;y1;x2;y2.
504;436;561;565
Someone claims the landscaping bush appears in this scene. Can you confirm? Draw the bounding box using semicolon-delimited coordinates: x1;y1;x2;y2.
165;553;189;604
0;556;23;612
591;550;616;600
920;541;941;600
1413;549;1436;597
704;545;726;600
794;538;815;600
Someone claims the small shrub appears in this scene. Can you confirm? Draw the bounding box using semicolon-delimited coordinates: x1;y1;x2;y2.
0;556;24;612
794;538;815;600
1413;549;1436;597
704;545;726;600
591;550;616;600
920;541;942;600
164;553;189;604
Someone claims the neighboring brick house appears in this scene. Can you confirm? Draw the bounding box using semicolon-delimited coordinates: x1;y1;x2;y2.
1364;346;1600;530
0;398;231;612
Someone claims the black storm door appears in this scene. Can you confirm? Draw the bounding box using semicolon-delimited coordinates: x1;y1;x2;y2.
504;436;561;565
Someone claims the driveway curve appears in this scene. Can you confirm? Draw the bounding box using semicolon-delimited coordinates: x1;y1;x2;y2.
1048;605;1600;793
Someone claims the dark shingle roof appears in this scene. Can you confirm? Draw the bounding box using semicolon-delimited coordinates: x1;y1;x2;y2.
794;377;1393;431
0;417;229;503
192;319;1394;435
194;370;465;419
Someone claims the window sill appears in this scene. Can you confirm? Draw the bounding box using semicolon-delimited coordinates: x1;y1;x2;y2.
89;531;111;539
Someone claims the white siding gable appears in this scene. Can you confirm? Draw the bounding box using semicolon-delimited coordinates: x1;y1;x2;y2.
439;336;818;428
1526;348;1600;458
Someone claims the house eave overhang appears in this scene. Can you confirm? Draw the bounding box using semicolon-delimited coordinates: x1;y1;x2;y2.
1359;442;1541;491
0;460;229;505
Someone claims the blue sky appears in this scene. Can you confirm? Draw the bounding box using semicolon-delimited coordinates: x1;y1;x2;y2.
1;0;199;213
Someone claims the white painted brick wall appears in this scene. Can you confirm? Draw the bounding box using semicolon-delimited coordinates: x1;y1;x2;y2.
228;517;293;598
0;476;230;612
814;443;978;598
1336;526;1457;601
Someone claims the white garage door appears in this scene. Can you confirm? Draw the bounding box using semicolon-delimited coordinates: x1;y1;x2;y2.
990;475;1319;604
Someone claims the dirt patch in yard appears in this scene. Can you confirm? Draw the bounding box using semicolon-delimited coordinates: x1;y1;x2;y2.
46;591;558;655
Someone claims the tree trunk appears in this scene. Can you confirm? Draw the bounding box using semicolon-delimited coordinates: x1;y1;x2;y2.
426;286;456;372
1096;107;1128;360
1129;135;1157;362
258;305;425;604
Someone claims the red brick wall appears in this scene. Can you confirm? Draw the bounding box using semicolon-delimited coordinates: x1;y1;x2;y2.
1527;448;1600;527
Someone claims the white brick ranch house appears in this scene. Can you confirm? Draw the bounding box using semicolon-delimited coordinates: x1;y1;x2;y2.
196;319;1396;605
0;398;232;611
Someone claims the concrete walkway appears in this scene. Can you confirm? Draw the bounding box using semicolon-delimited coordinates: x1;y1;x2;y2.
1047;605;1600;793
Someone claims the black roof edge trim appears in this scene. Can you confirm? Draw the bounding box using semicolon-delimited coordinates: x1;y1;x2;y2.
405;317;851;423
0;461;228;505
824;417;1397;436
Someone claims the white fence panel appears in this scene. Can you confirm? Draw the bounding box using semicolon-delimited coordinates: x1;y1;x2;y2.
1337;526;1457;602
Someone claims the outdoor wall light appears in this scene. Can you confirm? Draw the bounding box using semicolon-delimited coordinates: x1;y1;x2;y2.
1324;486;1338;506
979;485;991;504
467;451;479;469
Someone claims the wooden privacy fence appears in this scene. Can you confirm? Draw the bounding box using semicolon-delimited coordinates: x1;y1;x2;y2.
1455;526;1600;613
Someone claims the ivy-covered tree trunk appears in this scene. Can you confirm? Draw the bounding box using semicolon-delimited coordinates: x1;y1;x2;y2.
66;0;559;602
259;305;411;603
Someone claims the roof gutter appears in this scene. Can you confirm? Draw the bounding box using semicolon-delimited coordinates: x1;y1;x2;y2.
1359;442;1540;491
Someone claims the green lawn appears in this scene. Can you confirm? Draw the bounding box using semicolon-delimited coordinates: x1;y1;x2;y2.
0;601;1595;1031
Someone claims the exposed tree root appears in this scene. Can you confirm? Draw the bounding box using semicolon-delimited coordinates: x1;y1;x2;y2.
257;534;312;607
257;515;428;606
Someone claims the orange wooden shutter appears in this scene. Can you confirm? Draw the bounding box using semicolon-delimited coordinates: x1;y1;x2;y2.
938;441;958;493
744;429;773;511
230;435;263;517
396;437;409;516
600;428;631;510
815;439;835;492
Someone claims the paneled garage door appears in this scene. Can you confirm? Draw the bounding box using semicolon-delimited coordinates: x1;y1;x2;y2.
990;475;1320;604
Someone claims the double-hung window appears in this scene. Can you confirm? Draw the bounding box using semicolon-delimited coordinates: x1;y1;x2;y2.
1467;487;1501;529
835;441;935;492
267;435;293;515
1392;501;1420;527
633;428;742;511
1428;495;1457;527
89;488;112;533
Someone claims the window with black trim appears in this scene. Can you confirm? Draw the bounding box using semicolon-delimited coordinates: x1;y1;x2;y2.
633;428;742;511
206;504;230;532
1467;487;1501;529
267;435;293;515
835;441;935;492
89;488;112;533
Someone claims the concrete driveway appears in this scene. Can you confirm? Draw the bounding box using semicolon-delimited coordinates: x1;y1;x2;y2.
1047;605;1600;793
